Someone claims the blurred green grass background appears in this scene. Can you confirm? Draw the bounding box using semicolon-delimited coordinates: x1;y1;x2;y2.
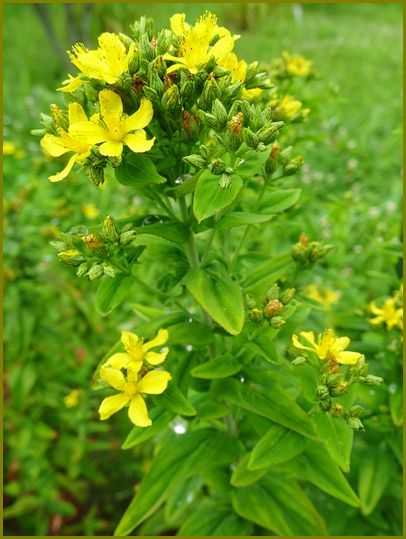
3;2;402;536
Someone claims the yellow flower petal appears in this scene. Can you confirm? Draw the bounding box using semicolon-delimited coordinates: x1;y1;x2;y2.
99;89;123;132
210;34;235;61
69;120;107;145
99;141;123;157
331;336;350;353
124;131;155;153
143;329;169;352
99;392;129;420
336;351;363;365
104;352;131;370
68;102;88;125
138;370;172;395
166;62;189;74
128;394;151;427
170;13;190;36
124;98;154;132
41;134;70;157
57;74;83;93
100;366;126;391
49;153;77;182
145;348;169;366
242;88;263;100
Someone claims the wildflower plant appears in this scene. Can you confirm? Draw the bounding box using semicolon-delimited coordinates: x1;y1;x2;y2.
37;12;393;536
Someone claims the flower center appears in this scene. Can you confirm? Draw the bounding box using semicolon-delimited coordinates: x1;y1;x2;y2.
124;382;138;397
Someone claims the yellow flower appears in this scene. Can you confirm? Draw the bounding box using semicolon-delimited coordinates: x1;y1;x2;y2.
82;203;100;220
68;32;135;84
3;141;17;155
369;298;403;330
283;52;312;77
164;12;235;74
305;284;341;309
218;53;263;100
64;389;81;408
98;364;171;427
58;74;83;93
275;95;304;120
40;103;92;182
70;90;155;157
292;329;363;365
103;328;169;373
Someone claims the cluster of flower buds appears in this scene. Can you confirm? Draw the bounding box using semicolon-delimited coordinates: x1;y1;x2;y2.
247;283;296;328
291;233;333;266
51;216;141;280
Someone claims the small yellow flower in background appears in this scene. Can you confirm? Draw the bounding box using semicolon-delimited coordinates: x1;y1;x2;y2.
283;52;312;77
275;95;304;120
292;329;363;365
68;32;135;85
58;74;83;93
104;329;169;372
305;284;341;309
369;295;403;330
99;365;171;427
70;89;155;157
64;389;81;408
98;328;171;427
3;141;25;159
164;12;235;74
40;103;93;182
82;203;100;220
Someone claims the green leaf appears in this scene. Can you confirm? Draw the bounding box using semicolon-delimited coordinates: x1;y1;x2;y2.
115;154;165;186
295;442;360;507
95;274;133;315
236;146;271;178
185;268;245;335
257;188;301;214
168;320;212;346
191;354;242;379
164;476;202;526
134;222;189;245
115;429;240;535
312;412;353;472
232;476;326;535
193;170;243;222
178;500;253;536
242;253;293;289
248;423;307;470
217;211;273;230
122;409;173;449
389;386;403;426
231;454;268;486
157;381;196;416
358;449;393;515
218;378;315;439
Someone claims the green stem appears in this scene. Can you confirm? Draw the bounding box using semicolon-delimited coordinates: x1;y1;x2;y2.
201;227;217;265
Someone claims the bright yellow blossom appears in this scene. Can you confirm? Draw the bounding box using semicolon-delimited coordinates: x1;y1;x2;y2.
82;203;100;220
305;284;341;309
64;389;81;408
283;52;312;77
68;32;135;84
99;364;171;427
218;52;263;100
103;329;169;373
40;103;92;182
369;297;403;330
70;90;155;158
58;74;83;93
275;95;304;120
292;329;363;365
164;12;235;74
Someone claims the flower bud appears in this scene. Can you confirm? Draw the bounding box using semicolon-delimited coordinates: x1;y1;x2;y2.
161;85;180;112
180;78;194;102
228;112;244;136
219;174;232;189
212;99;228;128
284;155;304;176
156;29;171;54
149;72;165;96
50;104;68;130
347;417;364;431
266;284;280;300
209;158;226;175
246;295;256;309
76;263;88;277
349;405;364;418
264;299;283;318
292;356;307;366
120;230;137;245
86;164;105;186
200;76;219;108
270;316;285;328
103;263;117;278
331;403;344;416
102;216;120;242
183;154;206;169
242;128;259;148
82;233;103;250
257;122;284;144
57;249;83;265
364;374;384;385
280;288;295;304
316;385;330;400
249;308;263;321
87;264;104;280
139;33;156;61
